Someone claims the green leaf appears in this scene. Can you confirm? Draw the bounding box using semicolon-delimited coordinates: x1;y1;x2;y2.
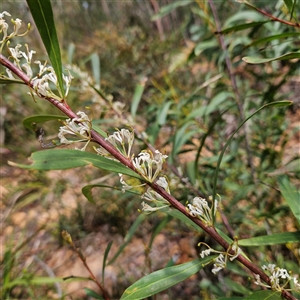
102;241;113;285
6;276;64;288
0;78;25;84
151;0;193;21
223;277;251;295
156;101;173;126
243;52;300;64
82;184;140;204
9;149;143;180
194;40;218;56
84;288;104;300
23;115;67;130
243;290;282;300
217;21;268;34
283;0;297;21
239;231;300;246
245;32;300;48
108;214;146;265
120;257;216;300
278;176;300;224
90;53;101;87
26;0;64;97
131;78;146;117
212;100;292;203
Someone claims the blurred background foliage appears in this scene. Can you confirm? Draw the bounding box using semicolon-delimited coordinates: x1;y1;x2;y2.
1;0;299;299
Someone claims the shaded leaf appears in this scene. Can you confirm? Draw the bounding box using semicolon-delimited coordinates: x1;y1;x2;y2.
243;290;282;300
216;21;268;34
82;184;140;204
223;277;251;295
102;241;113;285
23;115;67;130
84;288;104;300
26;0;64;96
0;78;25;84
120;257;216;300
245;32;300;48
9;149;143;180
278;176;300;224
239;231;300;246
108;214;146;265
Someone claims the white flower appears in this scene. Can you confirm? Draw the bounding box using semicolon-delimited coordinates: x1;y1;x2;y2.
212;254;226;274
58;111;92;150
256;263;300;292
229;242;242;261
187;196;216;225
141;201;169;214
133;150;167;182
95;128;135;159
12;18;22;35
200;249;212;258
8;44;22;64
0;11;11;43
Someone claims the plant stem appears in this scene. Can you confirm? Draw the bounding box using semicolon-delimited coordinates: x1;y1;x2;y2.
0;53;297;300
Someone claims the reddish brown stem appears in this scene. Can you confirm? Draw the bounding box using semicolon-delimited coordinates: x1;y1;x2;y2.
0;53;297;300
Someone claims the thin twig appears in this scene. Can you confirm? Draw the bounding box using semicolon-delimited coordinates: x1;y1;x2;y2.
1;53;297;300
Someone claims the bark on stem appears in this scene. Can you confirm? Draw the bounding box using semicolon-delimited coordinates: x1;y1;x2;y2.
0;53;296;300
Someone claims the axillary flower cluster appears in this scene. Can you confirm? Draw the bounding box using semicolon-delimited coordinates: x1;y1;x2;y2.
0;11;73;100
254;264;300;292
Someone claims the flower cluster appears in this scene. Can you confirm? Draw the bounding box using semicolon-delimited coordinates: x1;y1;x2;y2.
95;128;170;211
186;195;219;226
1;12;73;100
254;264;300;292
132;150;168;182
141;177;171;213
0;11;29;52
95;128;134;158
199;240;242;274
58;111;92;150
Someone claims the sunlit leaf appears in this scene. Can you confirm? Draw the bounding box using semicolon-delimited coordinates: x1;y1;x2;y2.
9;149;143;180
151;0;193;21
90;52;101;87
239;231;300;246
120;257;216;300
243;52;300;64
278;176;300;224
26;0;64;96
131;78;147;117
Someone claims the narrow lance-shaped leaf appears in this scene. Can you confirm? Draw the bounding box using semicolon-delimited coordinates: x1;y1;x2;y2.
212;101;292;206
243;51;300;64
23;115;68;130
9;149;143;180
239;231;300;246
278;176;300;224
26;0;65;97
120;257;216;300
